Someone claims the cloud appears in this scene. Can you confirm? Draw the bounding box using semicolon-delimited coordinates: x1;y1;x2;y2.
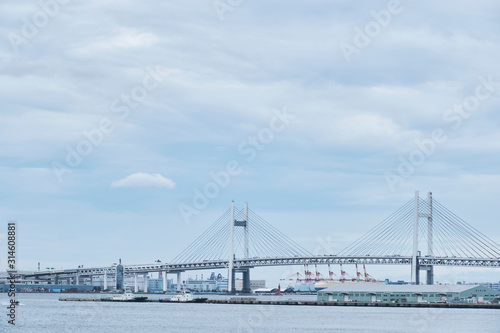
2;0;500;281
83;29;159;54
111;173;175;189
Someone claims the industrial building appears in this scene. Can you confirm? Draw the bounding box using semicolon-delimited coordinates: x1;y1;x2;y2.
184;277;265;292
0;284;94;293
145;278;176;292
72;275;176;292
185;278;218;292
294;283;316;292
0;273;177;293
236;279;266;290
465;282;500;292
317;284;500;304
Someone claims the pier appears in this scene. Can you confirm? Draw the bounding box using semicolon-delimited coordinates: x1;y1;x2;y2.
59;297;500;308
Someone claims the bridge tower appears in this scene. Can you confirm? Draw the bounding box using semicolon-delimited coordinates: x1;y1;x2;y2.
412;191;434;285
228;201;251;293
116;259;124;290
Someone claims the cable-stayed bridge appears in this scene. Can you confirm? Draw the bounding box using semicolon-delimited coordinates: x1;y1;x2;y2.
11;192;500;292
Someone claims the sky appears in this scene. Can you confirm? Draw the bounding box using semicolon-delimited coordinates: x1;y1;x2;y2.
1;0;500;285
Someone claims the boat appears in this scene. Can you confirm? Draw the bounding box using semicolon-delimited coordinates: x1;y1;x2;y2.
192;297;208;303
170;290;207;303
112;292;148;302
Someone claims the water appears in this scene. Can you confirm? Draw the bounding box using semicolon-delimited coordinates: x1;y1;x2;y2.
1;293;499;332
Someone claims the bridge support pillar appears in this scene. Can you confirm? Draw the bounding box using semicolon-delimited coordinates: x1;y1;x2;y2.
229;269;236;293
412;191;419;284
425;192;434;285
144;274;148;293
228;201;235;293
134;274;139;292
163;271;168;293
419;265;434;285
116;264;124;291
177;272;182;292
414;260;420;285
241;268;251;293
104;272;108;291
426;266;434;285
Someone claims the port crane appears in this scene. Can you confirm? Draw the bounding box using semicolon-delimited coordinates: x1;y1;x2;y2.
282;264;375;284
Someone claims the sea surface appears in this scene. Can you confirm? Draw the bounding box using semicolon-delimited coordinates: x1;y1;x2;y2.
1;293;499;332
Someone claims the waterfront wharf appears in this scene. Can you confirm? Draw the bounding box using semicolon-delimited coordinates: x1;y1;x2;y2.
59;298;500;308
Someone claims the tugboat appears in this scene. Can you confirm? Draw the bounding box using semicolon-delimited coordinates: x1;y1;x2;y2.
113;292;148;302
170;290;207;303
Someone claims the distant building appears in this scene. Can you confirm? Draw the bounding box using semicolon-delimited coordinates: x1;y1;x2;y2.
317;284;500;304
216;279;228;291
0;284;94;293
251;280;266;289
294;283;316;292
147;278;175;292
184;278;265;292
465;282;500;292
253;288;276;294
385;280;408;285
185;278;218;292
235;279;266;290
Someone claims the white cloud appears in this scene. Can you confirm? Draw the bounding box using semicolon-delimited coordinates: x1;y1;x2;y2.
90;30;159;52
334;114;399;139
111;172;175;189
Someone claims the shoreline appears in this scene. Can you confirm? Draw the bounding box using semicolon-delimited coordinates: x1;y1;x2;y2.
59;297;500;309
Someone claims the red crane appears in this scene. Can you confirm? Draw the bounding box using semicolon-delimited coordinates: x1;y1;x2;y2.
290;272;306;283
304;264;313;283
363;264;374;282
340;263;347;282
327;264;336;280
355;264;363;281
314;264;324;282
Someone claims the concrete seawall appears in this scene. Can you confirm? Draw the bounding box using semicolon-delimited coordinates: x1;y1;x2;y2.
59;298;500;308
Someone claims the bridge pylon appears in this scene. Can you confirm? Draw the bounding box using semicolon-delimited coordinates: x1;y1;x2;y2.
412;191;434;285
228;201;251;293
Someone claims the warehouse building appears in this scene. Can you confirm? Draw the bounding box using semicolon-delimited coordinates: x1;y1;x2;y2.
465;281;500;292
317;284;500;304
184;278;265;292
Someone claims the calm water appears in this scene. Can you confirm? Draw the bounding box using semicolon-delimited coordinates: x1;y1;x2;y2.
1;293;499;332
